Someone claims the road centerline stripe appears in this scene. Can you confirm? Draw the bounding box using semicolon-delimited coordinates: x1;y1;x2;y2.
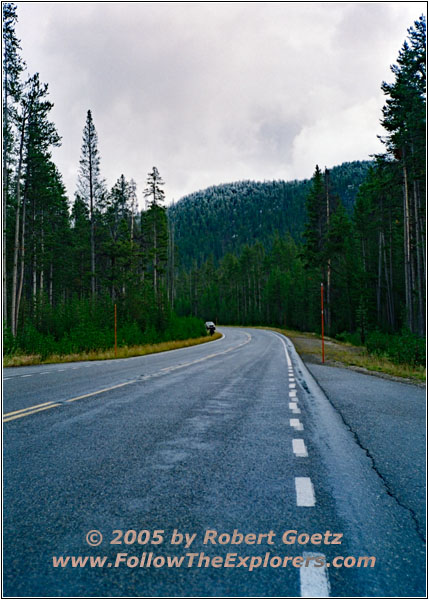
295;477;316;506
3;404;62;422
292;439;308;457
300;552;330;597
66;380;137;403
290;418;303;431
4;401;56;418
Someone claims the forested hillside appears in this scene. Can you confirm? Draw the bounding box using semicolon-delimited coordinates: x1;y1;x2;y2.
168;161;371;269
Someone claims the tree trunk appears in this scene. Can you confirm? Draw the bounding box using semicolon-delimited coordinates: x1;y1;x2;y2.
10;116;26;336
3;68;9;327
402;162;413;331
376;231;382;323
16;189;27;334
49;262;53;306
39;211;45;297
89;138;95;299
413;181;424;336
325;172;331;333
381;232;393;330
153;219;157;297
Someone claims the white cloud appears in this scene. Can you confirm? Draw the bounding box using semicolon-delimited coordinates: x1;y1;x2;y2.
15;1;426;204
291;98;385;179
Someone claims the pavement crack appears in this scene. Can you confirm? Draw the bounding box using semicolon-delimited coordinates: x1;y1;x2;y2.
310;379;426;545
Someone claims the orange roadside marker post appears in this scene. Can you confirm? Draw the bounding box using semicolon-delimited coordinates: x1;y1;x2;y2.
321;283;325;364
114;303;117;358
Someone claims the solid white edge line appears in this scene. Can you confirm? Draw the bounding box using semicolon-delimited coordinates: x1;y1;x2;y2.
295;477;315;506
300;552;330;597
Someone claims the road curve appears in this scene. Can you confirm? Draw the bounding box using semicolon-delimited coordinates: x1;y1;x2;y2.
3;327;425;597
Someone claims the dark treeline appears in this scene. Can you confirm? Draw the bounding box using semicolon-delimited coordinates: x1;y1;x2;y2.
172;16;426;365
3;4;204;357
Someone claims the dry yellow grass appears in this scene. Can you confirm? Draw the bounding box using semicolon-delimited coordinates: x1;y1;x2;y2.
260;327;426;383
3;332;223;367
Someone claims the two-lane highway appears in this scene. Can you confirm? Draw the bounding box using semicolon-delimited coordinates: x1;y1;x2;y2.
3;328;426;597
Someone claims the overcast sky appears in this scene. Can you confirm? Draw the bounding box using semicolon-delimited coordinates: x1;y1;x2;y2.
15;1;425;207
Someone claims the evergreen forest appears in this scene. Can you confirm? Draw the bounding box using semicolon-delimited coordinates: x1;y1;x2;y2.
2;5;426;367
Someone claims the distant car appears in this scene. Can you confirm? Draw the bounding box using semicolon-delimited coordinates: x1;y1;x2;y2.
205;321;216;335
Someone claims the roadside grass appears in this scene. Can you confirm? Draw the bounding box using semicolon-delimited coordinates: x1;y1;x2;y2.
259;327;426;383
3;332;223;367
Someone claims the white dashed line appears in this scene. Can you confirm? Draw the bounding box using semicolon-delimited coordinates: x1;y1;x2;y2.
39;372;50;375
289;383;296;389
292;439;308;457
289;390;297;398
290;418;304;431
289;402;301;414
4;377;11;380
21;375;32;378
295;477;315;506
300;552;330;597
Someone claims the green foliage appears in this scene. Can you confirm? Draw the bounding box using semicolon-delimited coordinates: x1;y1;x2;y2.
6;297;207;358
3;325;18;355
335;331;363;346
366;329;425;366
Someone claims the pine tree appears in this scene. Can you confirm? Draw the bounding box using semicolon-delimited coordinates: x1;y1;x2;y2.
70;196;91;297
144;166;165;208
142;167;168;297
77;110;105;299
103;174;135;300
10;73;60;335
380;15;426;335
302;166;326;270
3;2;24;325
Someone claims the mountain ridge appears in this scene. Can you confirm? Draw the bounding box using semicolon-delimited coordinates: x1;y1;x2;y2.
168;160;372;269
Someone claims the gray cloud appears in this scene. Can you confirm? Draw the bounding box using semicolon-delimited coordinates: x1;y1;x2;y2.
16;1;425;205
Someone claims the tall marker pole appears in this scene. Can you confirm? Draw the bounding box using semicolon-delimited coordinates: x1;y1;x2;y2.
114;303;117;358
321;283;325;364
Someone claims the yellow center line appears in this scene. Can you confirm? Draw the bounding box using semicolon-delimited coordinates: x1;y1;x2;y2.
3;404;62;422
3;333;252;423
3;400;56;418
66;380;137;403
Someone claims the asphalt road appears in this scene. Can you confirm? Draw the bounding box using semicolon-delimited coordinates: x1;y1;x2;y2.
3;327;426;597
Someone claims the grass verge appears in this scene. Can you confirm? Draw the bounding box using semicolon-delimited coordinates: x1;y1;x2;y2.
260;327;426;384
3;332;223;367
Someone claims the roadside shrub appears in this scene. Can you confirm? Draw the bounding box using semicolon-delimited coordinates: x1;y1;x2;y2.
336;331;362;346
117;322;144;347
16;323;56;359
5;295;208;359
366;329;425;366
3;326;17;356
